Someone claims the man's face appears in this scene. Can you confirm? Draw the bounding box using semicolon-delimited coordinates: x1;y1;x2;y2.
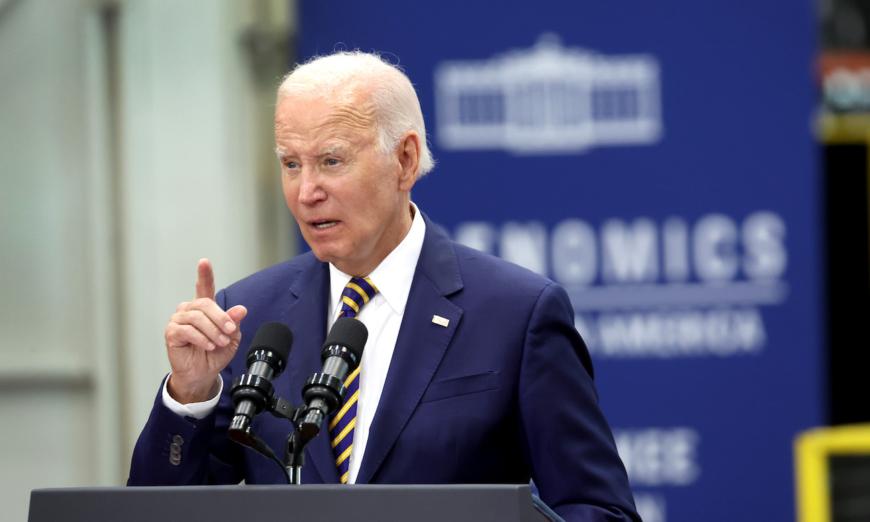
275;92;415;276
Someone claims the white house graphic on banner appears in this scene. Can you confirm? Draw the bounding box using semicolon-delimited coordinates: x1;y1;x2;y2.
434;34;663;154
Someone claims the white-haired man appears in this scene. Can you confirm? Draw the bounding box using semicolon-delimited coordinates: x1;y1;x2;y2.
129;52;639;521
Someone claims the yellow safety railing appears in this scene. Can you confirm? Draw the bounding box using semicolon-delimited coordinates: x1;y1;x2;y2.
795;423;870;522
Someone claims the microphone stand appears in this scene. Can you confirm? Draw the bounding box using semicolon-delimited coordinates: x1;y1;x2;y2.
268;395;309;484
285;430;305;485
228;392;324;485
228;391;306;485
283;403;327;484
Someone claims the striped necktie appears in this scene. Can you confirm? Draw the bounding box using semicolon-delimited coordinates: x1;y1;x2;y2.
330;276;378;484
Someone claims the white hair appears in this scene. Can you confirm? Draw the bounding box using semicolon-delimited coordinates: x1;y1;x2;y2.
277;51;435;176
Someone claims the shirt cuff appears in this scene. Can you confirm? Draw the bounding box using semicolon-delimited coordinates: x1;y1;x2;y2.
161;374;223;420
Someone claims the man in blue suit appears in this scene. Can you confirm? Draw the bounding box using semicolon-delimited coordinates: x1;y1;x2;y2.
128;51;639;521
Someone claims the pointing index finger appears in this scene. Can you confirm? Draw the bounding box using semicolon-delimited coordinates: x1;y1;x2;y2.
195;258;216;300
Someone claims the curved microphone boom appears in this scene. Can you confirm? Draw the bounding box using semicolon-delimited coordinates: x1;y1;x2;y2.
228;322;293;445
297;317;368;443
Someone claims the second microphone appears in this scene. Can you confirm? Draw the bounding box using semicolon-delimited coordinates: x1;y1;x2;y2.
297;317;368;443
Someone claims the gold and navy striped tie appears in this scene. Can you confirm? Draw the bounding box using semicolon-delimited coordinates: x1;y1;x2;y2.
330;276;377;484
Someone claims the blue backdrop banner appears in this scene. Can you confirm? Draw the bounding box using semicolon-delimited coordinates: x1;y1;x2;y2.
298;2;822;520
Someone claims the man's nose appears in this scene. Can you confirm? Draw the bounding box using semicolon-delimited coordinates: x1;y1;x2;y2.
297;168;327;205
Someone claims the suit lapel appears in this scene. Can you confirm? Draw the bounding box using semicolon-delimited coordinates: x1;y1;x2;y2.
356;217;464;484
281;257;338;483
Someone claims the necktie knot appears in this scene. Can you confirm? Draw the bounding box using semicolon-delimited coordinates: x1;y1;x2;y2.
339;277;378;318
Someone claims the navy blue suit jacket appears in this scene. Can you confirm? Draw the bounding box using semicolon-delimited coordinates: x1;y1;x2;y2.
129;216;639;521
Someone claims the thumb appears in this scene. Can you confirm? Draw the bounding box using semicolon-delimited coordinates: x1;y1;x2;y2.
227;305;248;324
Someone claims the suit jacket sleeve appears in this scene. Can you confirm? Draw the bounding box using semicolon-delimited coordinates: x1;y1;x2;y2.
127;289;244;486
519;282;639;521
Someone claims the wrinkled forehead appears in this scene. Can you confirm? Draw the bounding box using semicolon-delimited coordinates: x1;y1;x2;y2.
275;90;377;140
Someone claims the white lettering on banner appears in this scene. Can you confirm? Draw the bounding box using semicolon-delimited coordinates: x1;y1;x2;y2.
434;33;662;154
614;428;700;487
576;308;766;358
694;214;739;281
742;211;787;279
602;219;659;283
501;222;548;275
634;494;667;522
453;211;787;358
455;212;787;286
611;428;699;522
552;219;598;285
663;218;690;281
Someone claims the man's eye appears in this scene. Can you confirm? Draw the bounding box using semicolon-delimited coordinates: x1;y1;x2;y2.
285;161;299;169
324;158;341;167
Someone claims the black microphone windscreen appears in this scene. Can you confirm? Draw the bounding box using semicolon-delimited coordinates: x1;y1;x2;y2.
248;322;293;363
323;317;368;359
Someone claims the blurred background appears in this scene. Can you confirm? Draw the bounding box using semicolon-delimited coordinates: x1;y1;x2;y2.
2;0;869;521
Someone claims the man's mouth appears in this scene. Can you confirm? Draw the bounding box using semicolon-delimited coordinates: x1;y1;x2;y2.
311;220;339;230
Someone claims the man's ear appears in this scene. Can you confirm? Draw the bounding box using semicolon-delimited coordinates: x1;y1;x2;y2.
396;132;420;191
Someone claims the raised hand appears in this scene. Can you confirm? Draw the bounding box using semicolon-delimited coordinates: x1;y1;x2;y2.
164;259;247;404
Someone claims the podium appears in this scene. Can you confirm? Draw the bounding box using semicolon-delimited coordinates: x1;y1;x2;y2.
29;484;557;522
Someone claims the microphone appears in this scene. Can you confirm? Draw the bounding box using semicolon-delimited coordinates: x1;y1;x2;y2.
228;322;293;444
297;317;368;442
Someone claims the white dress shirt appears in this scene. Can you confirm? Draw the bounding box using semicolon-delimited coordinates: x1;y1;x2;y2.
163;203;426;484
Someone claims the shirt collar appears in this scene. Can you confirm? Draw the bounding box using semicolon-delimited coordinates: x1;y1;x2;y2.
328;202;426;316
